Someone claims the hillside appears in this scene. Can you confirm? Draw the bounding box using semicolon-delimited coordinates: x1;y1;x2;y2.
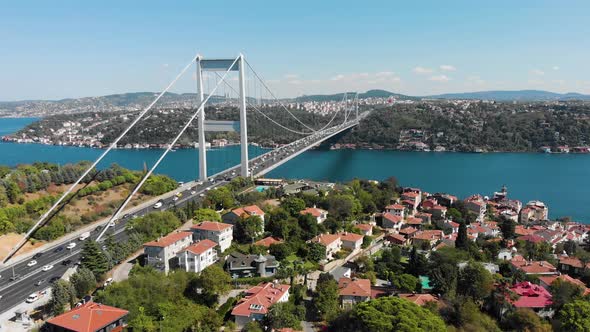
427;90;590;101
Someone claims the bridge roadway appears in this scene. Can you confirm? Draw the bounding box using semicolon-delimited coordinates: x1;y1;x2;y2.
0;116;363;315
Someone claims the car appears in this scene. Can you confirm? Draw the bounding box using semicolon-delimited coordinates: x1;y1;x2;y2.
190;190;196;195
62;259;72;266
103;277;113;287
35;279;46;286
27;260;37;267
26;293;39;303
32;252;43;259
79;231;90;241
131;214;138;219
172;196;179;202
205;187;211;191
178;181;184;186
54;246;64;253
9;274;21;282
94;225;103;232
153;202;163;209
42;264;53;272
108;221;115;227
123;214;130;219
199;193;205;197
66;242;76;250
0;295;3;301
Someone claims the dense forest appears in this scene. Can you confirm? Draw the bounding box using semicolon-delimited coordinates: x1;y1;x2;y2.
338;101;590;152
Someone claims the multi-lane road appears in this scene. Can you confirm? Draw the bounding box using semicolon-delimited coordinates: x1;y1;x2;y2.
0;116;363;315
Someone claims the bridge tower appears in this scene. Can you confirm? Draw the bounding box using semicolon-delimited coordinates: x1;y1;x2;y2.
195;54;249;180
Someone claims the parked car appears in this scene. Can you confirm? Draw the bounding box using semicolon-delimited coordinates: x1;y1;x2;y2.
26;293;39;303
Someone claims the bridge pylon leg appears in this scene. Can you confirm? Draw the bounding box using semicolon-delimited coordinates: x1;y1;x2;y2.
238;54;249;178
196;55;207;181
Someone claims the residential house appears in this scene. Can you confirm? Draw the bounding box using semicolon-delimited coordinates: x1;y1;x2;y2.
338;232;364;251
464;195;487;222
231;282;290;329
254;236;283;248
539;274;590;296
310;234;342;260
510;255;558;275
399;226;418;237
382;213;404;231
177;239;218;273
405;217;423;229
411;230;444;249
557;256;590;276
191;221;233;253
338;278;372;309
415;212;432;225
143;231;193;274
401;187;422;211
397;293;440;307
437;220;459;234
506;282;553;317
300;207;328;224
354;224;373;236
385;204;405;218
384;233;408;246
226;252;279;278
223;205;266;233
520;201;549;223
431;193;457;207
45;302;128;332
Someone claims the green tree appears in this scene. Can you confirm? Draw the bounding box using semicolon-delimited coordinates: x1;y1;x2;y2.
307;242;326;262
330;296;446;332
499;217;516;240
193;208;221;223
269;243;292;261
70;267;97;298
128;306;156;331
314;274;340;322
197;264;232;295
139;174;177;195
457;261;494;301
235;215;263;243
389;273;419;292
551;278;584;311
505;308;552;332
243;321;264;332
281;196;306;216
455;222;468;250
265;301;305;330
558;299;590;332
127;211;182;242
406;246;428;277
323;194;362;220
49;280;76;315
81;240;110;279
204;187;234;210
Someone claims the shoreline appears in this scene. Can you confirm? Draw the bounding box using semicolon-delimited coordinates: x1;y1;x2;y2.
2;139;590;155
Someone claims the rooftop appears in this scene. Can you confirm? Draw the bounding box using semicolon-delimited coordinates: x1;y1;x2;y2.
46;302;128;332
143;231;192;248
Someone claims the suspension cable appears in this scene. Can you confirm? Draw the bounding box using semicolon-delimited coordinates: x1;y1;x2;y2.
96;56;240;242
2;54;199;264
243;58;319;132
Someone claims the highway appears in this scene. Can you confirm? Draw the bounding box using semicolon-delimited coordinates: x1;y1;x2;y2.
0;116;363;315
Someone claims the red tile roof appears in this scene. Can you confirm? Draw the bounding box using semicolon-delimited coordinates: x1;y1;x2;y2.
191;221;232;232
383;213;403;224
338;232;364;243
385;233;406;244
398;293;440;306
182;239;217;255
511;258;557;275
232;205;265;217
508;282;552;308
300;207;326;217
338;278;371;297
143;231;192;248
312;233;341;246
46;302;128;332
517;234;545;244
385;204;405;210
406;217;423;225
354;224;373;232
539;274;590;295
231;282;290;317
255;236;283;247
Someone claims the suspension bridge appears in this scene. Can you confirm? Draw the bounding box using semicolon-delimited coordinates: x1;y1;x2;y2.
0;53;365;313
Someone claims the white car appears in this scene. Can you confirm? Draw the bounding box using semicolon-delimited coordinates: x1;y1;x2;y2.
66;242;76;250
25;293;39;303
27;260;37;267
42;264;53;272
199;193;205;197
205;187;211;191
190;190;196;195
108;221;115;227
103;277;113;287
172;196;179;202
153;202;163;209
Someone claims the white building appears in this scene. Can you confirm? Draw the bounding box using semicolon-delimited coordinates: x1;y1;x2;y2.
177;239;218;273
191;221;233;253
143;231;193;274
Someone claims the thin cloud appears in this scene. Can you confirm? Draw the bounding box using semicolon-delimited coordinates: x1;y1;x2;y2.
376;71;396;77
413;66;433;74
440;65;456;72
552;66;560;71
331;74;345;81
428;75;451;82
530;69;545;76
283;74;299;79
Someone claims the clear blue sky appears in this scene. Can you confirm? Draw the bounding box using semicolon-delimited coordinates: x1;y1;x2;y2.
1;0;589;100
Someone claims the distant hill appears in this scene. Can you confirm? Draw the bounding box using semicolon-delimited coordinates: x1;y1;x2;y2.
426;90;590;101
295;89;417;102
